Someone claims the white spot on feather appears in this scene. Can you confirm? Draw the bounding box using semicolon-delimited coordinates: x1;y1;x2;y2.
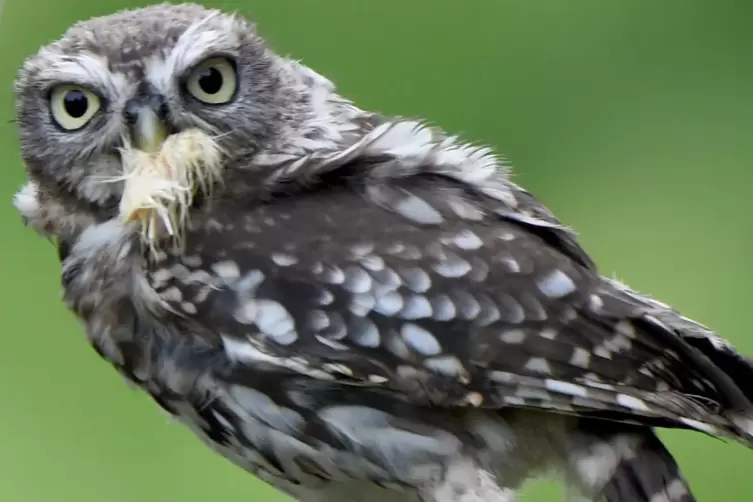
433;256;472;278
570;348;592;368
537;269;577;299
452;230;483;250
212;260;240;280
374;291;404;316
271;252;299;266
255;300;297;345
500;329;526;344
524;357;552;375
545;379;588;398
401;323;441;356
616;393;650;412
400;295;433;319
393;192;444;225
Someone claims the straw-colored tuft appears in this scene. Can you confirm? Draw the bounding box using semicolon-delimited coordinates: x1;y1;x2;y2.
118;128;224;254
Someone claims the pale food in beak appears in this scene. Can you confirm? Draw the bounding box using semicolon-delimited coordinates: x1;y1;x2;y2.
118;128;223;253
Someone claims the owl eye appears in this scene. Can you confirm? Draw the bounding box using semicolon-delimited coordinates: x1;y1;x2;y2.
185;57;237;105
49;85;101;131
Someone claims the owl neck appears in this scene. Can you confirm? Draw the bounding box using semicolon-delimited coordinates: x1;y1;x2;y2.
261;58;381;159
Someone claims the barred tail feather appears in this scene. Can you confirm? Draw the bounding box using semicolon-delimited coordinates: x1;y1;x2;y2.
565;421;696;502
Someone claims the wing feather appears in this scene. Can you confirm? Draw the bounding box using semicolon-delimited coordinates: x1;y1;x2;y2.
145;169;753;446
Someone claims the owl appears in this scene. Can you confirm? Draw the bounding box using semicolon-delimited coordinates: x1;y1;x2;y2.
12;3;753;502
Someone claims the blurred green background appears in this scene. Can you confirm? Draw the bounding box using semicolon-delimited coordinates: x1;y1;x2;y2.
1;0;752;500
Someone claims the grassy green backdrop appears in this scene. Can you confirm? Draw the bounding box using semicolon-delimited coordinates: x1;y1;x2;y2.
0;1;751;500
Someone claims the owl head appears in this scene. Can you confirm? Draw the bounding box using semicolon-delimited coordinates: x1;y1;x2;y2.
13;3;368;241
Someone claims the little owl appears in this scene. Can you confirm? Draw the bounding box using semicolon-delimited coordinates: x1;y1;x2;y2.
11;3;753;502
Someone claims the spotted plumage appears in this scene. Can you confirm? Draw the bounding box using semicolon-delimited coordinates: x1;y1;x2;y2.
12;4;753;502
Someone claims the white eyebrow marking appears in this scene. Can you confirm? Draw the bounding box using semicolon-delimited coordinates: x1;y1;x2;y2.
146;11;238;96
38;52;127;98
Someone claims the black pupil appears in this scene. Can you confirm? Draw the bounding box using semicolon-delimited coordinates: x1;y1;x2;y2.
198;67;224;95
63;90;89;118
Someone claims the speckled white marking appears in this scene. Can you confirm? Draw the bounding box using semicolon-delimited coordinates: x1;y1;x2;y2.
545;379;588;398
589;294;604;312
167;263;191;281
255;300;297;344
394;192;444;225
433;257;472;278
570;347;592;368
180;302;197;314
151;268;173;286
498;231;516;241
349;293;376;316
524;357;552;375
384;243;406;255
616;320;636;338
181;255;202;267
349;317;381;348
500;329;526;344
424;355;468;380
316;288;335;306
212;260;241;280
447;198;485;221
540;328;558;340
374;291;404;316
400;295;433;319
452;230;483;250
499;257;521;273
349;243;375;257
594;347;612;359
271;252;299;266
371;268;402;292
322;363;354;377
430;294;457;321
401;323;441;356
321;312;347;340
220;335;334;380
387;335;411;359
393;245;422;260
343;266;373;294
616;394;650;411
586;379;616;390
360;255;385;271
161;287;183;303
679;418;719;435
537;269;577;299
319;264;345;284
398;267;431;293
451;290;481;319
307;310;330;331
315;335;349;351
231;270;265;292
185;269;215;285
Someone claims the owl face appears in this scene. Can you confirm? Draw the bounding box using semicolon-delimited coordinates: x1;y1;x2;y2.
13;3;298;237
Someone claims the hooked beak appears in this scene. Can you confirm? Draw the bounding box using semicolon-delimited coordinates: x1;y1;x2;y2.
123;87;170;153
133;108;168;153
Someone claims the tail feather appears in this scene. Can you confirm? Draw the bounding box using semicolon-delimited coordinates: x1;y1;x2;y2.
565;420;696;502
598;431;695;502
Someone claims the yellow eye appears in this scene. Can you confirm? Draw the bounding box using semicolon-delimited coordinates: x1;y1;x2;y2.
49;85;101;131
185;57;237;105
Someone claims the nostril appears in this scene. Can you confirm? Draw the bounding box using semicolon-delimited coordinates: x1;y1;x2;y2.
123;94;169;124
123;100;140;125
149;94;169;120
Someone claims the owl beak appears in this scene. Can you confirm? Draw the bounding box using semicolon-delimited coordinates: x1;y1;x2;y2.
132;108;169;153
124;91;170;153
